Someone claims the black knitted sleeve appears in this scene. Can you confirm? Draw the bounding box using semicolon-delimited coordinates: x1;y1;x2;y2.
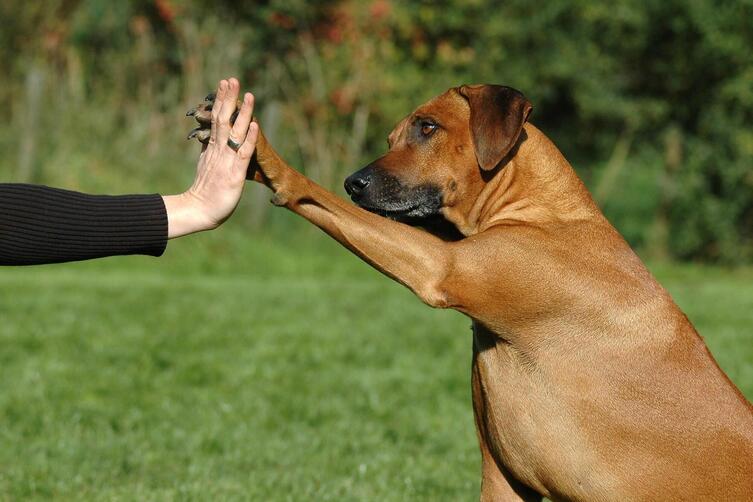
0;183;168;265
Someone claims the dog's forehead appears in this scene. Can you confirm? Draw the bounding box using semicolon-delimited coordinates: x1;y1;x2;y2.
415;88;467;118
387;89;467;143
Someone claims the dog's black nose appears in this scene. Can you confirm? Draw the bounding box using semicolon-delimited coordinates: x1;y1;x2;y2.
344;173;370;197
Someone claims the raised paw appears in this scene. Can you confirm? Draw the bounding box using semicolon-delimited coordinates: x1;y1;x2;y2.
185;92;240;144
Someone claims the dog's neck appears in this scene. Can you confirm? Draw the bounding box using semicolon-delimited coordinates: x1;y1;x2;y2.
445;124;600;236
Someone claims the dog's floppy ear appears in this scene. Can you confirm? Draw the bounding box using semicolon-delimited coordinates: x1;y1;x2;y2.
457;84;532;171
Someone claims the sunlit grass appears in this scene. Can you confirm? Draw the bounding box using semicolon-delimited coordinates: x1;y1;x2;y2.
1;229;751;500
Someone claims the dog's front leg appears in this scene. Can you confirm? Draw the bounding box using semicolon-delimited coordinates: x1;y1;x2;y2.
251;130;457;309
186;97;460;309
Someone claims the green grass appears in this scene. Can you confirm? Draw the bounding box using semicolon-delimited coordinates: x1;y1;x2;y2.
1;225;752;501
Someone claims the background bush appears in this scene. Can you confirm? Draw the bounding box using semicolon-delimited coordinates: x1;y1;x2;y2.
1;0;751;261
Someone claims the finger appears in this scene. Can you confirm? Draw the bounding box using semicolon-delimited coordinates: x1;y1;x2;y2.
230;92;254;146
237;121;259;161
216;78;240;146
209;79;228;144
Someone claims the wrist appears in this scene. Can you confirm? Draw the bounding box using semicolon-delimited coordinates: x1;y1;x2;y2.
162;192;214;239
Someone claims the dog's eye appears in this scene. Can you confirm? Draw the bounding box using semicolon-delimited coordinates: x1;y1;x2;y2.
420;121;438;137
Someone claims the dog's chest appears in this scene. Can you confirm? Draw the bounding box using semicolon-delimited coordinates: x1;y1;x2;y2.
471;322;608;498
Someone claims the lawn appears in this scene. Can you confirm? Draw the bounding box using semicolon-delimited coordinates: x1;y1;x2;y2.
1;225;752;501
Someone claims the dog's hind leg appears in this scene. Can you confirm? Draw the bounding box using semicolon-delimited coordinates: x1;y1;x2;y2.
480;465;541;502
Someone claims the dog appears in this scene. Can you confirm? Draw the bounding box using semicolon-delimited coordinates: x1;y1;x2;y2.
189;84;753;501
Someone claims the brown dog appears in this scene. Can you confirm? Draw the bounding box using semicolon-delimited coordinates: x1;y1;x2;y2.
190;85;753;500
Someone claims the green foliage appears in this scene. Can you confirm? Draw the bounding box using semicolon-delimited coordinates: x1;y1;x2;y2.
0;0;751;261
0;231;752;499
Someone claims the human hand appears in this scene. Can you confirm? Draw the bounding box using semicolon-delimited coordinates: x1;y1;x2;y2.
187;79;305;209
163;78;259;239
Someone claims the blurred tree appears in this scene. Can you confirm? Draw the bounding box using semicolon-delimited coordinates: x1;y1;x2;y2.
0;0;750;261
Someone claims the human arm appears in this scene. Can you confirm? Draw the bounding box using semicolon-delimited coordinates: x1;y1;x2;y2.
0;78;257;266
0;184;167;265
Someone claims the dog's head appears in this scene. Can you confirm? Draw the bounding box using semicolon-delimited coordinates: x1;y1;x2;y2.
344;85;532;226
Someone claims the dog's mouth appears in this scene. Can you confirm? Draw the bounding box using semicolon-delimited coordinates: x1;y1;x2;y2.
354;200;431;221
350;185;443;222
354;195;463;240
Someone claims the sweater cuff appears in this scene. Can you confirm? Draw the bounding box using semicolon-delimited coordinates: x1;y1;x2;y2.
108;193;169;258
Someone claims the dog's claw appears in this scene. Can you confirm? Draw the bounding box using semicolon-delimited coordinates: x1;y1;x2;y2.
186;127;211;143
186;90;238;143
